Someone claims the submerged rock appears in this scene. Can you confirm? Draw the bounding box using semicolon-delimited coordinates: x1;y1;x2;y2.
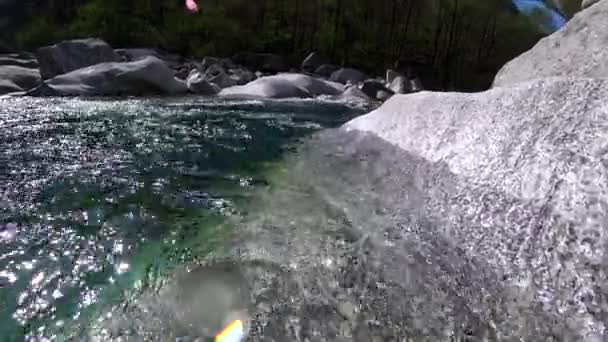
0;65;40;94
27;56;187;96
36;38;120;79
493;0;608;86
219;73;343;99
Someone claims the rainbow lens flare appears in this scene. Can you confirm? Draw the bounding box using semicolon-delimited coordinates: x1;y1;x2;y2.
215;319;244;342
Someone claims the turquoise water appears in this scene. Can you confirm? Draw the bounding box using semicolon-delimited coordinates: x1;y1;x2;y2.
0;96;365;340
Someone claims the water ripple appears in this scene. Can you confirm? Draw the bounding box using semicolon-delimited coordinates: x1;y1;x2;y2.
0;96;364;339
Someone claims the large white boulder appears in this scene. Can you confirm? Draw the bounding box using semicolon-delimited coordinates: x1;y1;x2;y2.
36;38;120;79
344;77;608;339
219;73;344;99
27;56;187;96
493;0;608;87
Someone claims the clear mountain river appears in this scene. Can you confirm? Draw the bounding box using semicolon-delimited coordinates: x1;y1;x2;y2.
0;96;367;341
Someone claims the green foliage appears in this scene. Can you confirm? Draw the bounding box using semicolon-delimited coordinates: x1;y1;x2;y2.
15;16;65;48
12;0;570;90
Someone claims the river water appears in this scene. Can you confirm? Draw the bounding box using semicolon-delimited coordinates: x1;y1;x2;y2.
0;96;366;340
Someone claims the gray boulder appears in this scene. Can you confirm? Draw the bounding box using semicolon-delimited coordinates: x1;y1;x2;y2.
229;68;256;85
314;64;340;78
330;68;369;85
27;56;187;96
385;69;401;85
209;72;237;89
388;75;410;94
232;52;288;74
36;38;120;79
186;70;220;95
409;78;423;92
201;56;220;70
219;73;343;99
344;77;608;339
174;67;191;80
376;89;393;101
115;48;184;68
0;65;41;94
203;64;236;88
493;0;608;87
301;52;328;72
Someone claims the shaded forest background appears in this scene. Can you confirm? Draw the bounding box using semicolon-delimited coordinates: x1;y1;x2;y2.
2;0;583;90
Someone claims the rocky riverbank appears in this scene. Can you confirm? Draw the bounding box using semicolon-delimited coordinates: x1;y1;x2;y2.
0;38;423;103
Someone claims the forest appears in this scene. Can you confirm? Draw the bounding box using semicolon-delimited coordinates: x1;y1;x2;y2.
3;0;583;90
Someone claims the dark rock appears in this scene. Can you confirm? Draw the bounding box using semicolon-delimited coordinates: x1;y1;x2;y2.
360;80;394;100
37;38;120;79
203;64;236;88
314;64;340;78
301;52;328;72
232;52;288;74
201;56;220;70
409;78;423;92
330;68;369;85
186;70;220;95
220;58;237;70
174;67;190;80
229;68;256;85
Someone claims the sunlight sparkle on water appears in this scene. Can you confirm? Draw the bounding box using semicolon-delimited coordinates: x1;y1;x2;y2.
116;262;129;274
0;270;18;283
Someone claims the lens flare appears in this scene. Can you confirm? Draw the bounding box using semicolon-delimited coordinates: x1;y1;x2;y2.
185;0;199;13
215;319;244;342
511;0;567;33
